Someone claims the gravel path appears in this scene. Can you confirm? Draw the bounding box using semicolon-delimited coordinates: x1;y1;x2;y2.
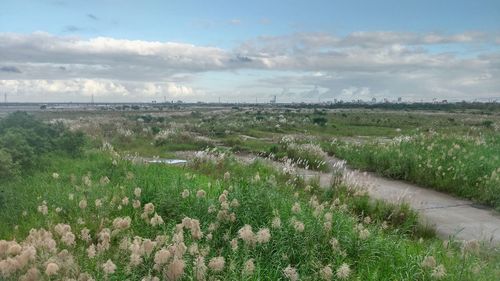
236;154;500;245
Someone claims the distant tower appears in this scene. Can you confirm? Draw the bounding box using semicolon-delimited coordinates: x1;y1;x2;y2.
270;95;277;104
3;93;6;103
91;94;95;104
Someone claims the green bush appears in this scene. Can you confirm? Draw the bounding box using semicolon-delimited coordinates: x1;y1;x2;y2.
0;111;86;179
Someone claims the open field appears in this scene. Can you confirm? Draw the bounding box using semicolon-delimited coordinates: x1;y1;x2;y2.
0;104;499;280
23;104;499;208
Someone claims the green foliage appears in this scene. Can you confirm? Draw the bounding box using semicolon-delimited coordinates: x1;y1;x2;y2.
0;111;86;179
1;151;498;279
312;116;327;126
326;133;500;210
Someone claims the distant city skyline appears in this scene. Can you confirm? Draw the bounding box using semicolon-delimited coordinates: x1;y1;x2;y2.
1;0;499;102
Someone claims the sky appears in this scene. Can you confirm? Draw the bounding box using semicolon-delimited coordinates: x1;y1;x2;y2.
0;0;499;103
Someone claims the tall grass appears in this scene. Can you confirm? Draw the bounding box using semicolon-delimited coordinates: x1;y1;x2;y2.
325;133;500;209
0;149;499;280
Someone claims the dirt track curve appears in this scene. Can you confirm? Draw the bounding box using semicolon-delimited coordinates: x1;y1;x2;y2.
236;154;500;245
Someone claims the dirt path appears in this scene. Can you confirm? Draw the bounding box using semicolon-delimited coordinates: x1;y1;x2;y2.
235;154;500;245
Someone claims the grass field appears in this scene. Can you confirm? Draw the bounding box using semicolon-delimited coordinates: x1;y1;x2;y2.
1;107;499;280
1;148;499;280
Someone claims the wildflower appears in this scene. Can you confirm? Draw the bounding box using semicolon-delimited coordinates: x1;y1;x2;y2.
220;201;229;210
329;238;340;251
207;205;216;213
243;259;255;276
194;256;207;281
336;263;351;279
102;259;116;275
134;187;142;197
256;228;271;244
324;221;332;232
196;190;206;198
324;212;333;222
45;262;59;276
82;175;92;187
130;253;143;267
291;202;301;213
151;213;165;226
68;193;74;201
320;265;333;280
188;243;199;256
144;203;155;215
133;200;141;209
224;171;230;180
142;239;155;256
79;199;87;209
238;225;256;245
87;244;96;258
381;221;389;229
283;265;299;281
230;238;238;251
181;189;190;198
61;231;76;246
122;197;129;206
97;229;111;252
20;267;40;281
38;201;48;215
154;248;171;265
230;198;240;208
431;264;446;279
190;219;203;239
358;228;370;240
272;217;282;229
52;173;59;179
166;258;185;280
6;243;22;255
95;199;102;208
254;173;261;182
208;256;225;272
100;176;110;185
462;240;480;255
363;216;372;224
293;220;305;233
421;256;436;268
112;216;132;230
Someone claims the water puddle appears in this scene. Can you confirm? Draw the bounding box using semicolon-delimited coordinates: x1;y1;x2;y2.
126;156;187;165
146;159;187;164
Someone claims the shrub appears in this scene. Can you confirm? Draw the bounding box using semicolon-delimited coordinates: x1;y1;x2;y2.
312;116;328;126
0;112;86;179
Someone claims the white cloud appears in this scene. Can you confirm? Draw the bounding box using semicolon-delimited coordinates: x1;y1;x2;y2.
0;31;498;101
0;79;197;102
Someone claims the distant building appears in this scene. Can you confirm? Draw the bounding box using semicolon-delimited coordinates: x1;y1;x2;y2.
270;95;277;104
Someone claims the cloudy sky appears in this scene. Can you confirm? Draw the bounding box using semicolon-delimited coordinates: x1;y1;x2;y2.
1;0;499;103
